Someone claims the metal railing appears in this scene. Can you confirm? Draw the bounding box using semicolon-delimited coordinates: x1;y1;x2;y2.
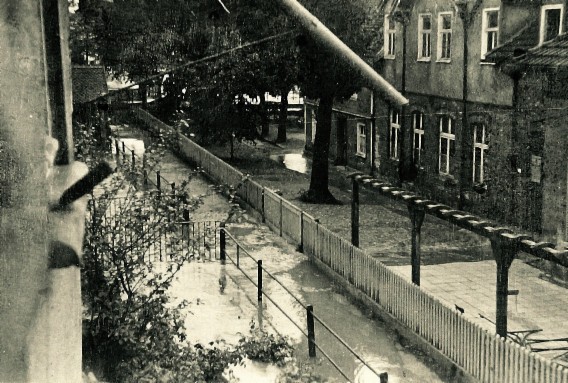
219;227;389;383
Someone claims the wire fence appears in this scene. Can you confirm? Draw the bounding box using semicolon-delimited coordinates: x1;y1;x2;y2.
220;228;390;383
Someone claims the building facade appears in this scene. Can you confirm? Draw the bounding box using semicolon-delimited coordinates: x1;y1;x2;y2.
304;88;378;172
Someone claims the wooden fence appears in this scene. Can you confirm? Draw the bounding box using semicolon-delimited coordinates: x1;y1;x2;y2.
133;108;568;383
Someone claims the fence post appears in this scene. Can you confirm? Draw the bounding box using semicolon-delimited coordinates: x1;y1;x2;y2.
351;179;359;247
143;170;148;186
131;149;135;170
299;211;304;253
408;205;425;286
220;222;226;264
257;260;263;301
156;171;161;191
114;139;120;158
171;182;176;197
122;141;126;161
491;238;517;337
279;197;283;237
379;372;389;383
261;188;265;223
307;304;316;357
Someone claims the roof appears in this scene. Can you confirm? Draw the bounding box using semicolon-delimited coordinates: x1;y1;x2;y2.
484;21;540;64
72;65;108;104
513;33;568;68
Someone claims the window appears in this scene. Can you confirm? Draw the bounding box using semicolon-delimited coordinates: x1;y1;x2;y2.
438;115;455;175
418;14;432;60
472;123;488;183
481;9;499;59
540;5;563;44
357;123;366;157
437;13;452;62
413;111;425;166
389;110;401;160
385;16;396;59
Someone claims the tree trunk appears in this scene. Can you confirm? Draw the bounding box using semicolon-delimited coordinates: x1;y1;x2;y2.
303;92;339;204
276;88;288;143
259;93;270;138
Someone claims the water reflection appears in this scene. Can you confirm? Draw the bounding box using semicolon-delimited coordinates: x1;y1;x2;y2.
270;153;309;174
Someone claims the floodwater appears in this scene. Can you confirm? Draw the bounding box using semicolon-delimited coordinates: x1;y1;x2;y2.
115;125;446;382
269;153;310;174
170;222;446;383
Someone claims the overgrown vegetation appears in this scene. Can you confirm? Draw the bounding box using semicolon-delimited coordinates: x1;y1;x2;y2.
75;117;322;382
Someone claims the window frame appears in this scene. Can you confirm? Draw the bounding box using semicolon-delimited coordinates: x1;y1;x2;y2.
481;8;500;59
389;109;401;160
438;115;455;175
437;12;453;62
472;123;489;184
417;14;432;61
356;122;367;157
412;111;425;166
384;15;396;59
540;4;564;45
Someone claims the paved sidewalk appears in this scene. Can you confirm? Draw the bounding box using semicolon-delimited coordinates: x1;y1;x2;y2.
390;262;568;361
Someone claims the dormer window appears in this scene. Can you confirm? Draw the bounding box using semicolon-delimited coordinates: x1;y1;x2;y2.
540;4;563;44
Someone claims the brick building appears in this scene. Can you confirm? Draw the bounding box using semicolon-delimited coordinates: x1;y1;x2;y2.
376;0;521;226
488;25;568;241
304;88;377;172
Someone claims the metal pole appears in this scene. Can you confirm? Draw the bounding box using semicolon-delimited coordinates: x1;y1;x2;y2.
351;179;360;247
220;223;226;263
257;260;263;301
131;149;135;170
408;206;425;286
491;239;517;337
307;304;316;357
276;0;408;106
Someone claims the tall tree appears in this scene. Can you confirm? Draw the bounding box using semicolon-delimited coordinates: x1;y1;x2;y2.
295;0;381;203
233;0;300;141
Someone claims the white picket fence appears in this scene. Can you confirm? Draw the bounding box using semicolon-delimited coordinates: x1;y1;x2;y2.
134;109;568;383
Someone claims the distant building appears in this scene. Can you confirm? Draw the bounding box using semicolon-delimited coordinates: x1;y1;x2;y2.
304;0;568;240
486;9;568;242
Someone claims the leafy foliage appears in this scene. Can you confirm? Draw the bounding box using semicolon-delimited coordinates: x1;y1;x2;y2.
237;321;293;365
75;115;302;381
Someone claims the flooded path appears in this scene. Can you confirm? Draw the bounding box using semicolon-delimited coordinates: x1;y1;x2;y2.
114;124;448;382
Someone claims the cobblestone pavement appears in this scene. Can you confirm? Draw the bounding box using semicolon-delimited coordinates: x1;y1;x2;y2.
208;125;568;363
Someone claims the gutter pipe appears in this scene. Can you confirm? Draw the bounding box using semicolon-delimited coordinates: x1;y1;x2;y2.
276;0;409;107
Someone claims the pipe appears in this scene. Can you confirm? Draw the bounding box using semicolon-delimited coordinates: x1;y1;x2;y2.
277;0;409;106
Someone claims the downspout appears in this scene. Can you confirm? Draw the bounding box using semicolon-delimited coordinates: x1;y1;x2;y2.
458;2;470;210
276;0;408;106
397;12;412;183
370;91;377;175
